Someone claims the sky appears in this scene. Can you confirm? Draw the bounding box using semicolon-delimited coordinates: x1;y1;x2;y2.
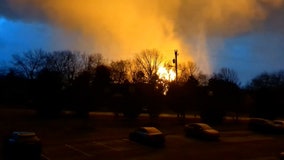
0;0;284;85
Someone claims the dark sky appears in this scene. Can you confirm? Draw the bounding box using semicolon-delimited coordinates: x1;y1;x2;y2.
1;0;284;84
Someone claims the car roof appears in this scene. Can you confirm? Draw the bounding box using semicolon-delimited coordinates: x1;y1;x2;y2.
274;120;284;122
186;123;213;129
250;118;271;121
140;127;162;134
250;118;273;123
188;123;210;126
12;132;36;137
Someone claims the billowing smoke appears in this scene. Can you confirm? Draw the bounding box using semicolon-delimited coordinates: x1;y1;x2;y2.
1;0;283;75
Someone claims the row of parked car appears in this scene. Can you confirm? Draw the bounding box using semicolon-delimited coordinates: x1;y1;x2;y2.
248;118;284;134
129;122;220;147
129;118;284;147
2;122;219;159
2;118;284;159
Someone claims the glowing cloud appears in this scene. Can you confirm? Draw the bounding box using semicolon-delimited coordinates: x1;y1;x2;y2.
1;0;283;75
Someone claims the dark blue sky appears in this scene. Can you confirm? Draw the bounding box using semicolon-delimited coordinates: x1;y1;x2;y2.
1;0;284;85
0;17;89;61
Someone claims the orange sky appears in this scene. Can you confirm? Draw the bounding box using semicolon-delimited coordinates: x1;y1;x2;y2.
2;0;284;78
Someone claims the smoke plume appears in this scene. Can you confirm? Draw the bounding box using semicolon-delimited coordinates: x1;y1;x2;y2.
1;0;283;74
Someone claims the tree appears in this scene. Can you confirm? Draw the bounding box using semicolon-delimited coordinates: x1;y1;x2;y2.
135;49;164;83
110;60;131;84
93;65;112;86
247;70;284;119
178;61;200;83
45;50;83;83
69;70;94;118
33;69;64;117
248;71;284;90
214;67;240;85
81;53;104;73
202;68;241;123
12;49;47;80
167;75;202;122
92;65;112;107
0;69;29;105
132;70;146;83
196;72;209;86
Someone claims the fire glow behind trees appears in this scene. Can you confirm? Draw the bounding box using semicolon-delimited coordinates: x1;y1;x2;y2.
1;0;284;83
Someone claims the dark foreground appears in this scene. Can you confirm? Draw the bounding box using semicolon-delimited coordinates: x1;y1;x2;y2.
0;108;284;160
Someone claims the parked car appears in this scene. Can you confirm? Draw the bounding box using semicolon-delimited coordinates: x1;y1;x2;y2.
280;151;284;160
248;118;278;133
273;120;284;127
273;120;284;133
129;127;165;147
3;131;42;160
184;123;220;140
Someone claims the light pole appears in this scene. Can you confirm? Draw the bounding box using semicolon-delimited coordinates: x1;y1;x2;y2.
173;50;178;82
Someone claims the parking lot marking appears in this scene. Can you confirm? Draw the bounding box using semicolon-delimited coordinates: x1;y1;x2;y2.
65;144;93;157
93;141;121;151
221;136;273;143
41;154;51;160
122;138;129;141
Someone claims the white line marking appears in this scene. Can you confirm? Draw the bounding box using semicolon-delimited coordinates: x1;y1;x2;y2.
93;141;121;151
65;144;93;157
41;154;51;160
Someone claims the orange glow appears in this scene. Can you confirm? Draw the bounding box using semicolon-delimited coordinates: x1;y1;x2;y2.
7;0;284;76
157;66;176;81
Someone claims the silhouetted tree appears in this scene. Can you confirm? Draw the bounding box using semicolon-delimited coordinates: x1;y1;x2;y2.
45;50;83;83
60;54;105;117
167;75;203;122
82;53;104;73
143;81;165;120
33;69;64;117
247;71;284;119
69;70;94;118
167;82;187;120
110;60;131;84
196;72;209;86
200;68;241;124
135;49;164;83
12;49;47;80
214;67;240;85
92;65;112;108
132;70;146;83
0;69;29;105
178;61;200;83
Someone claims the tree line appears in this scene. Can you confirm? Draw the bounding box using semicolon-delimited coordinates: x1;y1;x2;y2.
0;49;284;123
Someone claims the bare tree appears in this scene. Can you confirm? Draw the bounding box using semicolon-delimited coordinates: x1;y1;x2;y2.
196;72;209;86
214;67;240;85
247;70;284;118
135;49;164;83
178;61;200;83
46;50;83;82
12;49;47;80
248;70;284;90
82;53;104;72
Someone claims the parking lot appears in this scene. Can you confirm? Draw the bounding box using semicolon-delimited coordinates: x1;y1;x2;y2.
1;108;284;160
40;131;284;160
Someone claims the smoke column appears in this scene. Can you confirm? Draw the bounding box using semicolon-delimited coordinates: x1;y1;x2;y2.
2;0;284;74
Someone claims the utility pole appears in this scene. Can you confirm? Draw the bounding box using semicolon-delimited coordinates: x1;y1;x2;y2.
173;50;178;82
